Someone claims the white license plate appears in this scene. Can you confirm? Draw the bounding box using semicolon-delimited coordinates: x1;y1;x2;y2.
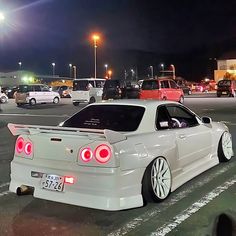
41;174;64;192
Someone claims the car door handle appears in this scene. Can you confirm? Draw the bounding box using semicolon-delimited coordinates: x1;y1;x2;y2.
179;134;186;139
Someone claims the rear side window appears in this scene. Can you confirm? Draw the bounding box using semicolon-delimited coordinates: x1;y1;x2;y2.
169;80;178;89
142;80;159;90
166;105;199;127
95;80;105;88
34;85;42;91
61;105;145;132
160;80;170;88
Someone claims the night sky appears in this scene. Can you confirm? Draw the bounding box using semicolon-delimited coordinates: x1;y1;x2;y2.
0;0;236;81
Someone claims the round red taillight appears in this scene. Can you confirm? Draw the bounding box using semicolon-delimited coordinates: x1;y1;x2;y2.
95;144;111;163
80;147;93;162
24;142;33;155
16;137;24;153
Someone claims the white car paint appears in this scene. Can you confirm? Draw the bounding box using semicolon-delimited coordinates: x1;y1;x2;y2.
71;78;105;105
7;100;233;210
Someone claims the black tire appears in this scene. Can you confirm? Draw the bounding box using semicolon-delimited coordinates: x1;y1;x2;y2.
218;132;233;162
89;97;96;104
29;98;36;106
53;97;60;104
73;102;79;106
142;157;171;203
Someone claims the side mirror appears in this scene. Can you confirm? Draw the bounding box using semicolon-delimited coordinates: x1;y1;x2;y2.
201;116;212;124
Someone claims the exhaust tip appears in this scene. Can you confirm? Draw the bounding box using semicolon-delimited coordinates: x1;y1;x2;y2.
16;185;33;196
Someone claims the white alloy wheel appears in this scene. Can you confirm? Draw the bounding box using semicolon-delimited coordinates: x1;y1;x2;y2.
151;157;171;200
219;132;233;162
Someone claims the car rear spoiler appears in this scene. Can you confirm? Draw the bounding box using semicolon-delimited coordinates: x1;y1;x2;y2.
7;123;127;144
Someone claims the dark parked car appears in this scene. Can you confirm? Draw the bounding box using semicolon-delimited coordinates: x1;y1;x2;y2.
217;79;236;97
102;79;126;100
178;85;192;95
1;86;19;98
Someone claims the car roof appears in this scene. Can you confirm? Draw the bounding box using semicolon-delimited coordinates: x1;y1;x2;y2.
93;99;179;108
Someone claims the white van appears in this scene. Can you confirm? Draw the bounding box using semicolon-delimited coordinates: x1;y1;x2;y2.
15;84;60;106
71;78;105;106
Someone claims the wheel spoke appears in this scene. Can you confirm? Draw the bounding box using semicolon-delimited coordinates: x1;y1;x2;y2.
151;157;171;199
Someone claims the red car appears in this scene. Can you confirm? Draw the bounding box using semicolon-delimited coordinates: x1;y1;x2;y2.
139;78;184;103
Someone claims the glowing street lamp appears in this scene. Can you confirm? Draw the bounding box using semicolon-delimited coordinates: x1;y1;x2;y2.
92;34;100;79
0;12;5;22
131;69;135;79
52;62;56;76
18;61;22;70
69;63;72;77
104;64;108;78
160;63;164;71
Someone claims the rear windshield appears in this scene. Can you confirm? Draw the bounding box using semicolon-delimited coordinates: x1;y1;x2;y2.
73;80;89;91
141;80;159;90
61;105;145;131
218;80;231;87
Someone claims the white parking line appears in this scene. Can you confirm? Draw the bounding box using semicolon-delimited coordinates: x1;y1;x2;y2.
0;190;10;197
0;182;10;197
108;163;235;236
151;176;236;236
0;182;9;188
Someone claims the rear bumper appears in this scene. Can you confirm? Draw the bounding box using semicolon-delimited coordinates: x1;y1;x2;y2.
72;99;89;103
9;159;143;211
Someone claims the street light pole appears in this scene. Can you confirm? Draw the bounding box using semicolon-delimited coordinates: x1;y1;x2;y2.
104;64;108;78
92;34;100;79
69;64;72;78
160;63;164;77
18;61;22;70
170;64;175;80
73;65;77;79
131;69;135;80
52;63;55;76
150;66;153;78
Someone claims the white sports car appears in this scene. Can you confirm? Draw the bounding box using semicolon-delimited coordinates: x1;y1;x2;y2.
8;100;233;211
